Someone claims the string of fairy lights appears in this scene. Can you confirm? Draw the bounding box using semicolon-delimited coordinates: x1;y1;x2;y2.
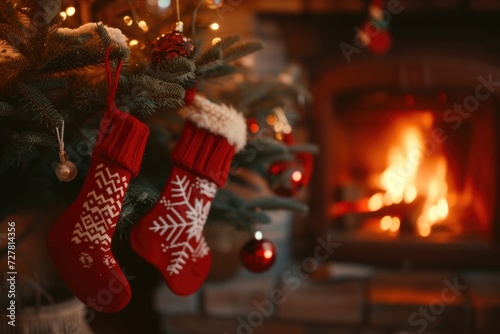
59;0;225;48
59;6;76;20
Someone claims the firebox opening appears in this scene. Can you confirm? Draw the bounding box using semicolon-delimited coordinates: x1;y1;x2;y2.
330;89;495;244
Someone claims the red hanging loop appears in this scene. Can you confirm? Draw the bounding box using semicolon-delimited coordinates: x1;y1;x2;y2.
105;46;123;109
95;46;124;149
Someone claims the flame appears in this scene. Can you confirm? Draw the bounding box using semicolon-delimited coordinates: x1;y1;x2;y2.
368;192;384;211
390;217;401;232
379;215;401;233
371;118;450;237
380;215;392;230
416;156;449;237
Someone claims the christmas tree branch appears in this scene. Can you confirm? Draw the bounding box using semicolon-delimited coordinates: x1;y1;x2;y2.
12;130;58;151
17;82;63;128
215;34;241;50
195;46;222;68
196;64;237;80
154;57;196;84
0;23;27;55
243;197;308;213
222;41;263;64
0;102;14;116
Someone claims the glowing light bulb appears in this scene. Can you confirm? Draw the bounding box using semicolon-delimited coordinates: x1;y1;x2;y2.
211;37;221;45
254;231;263;240
158;0;171;8
123;15;133;26
249;123;259;133
60;12;67;20
138;20;149;32
66;7;76;16
210;22;220;30
266;114;277;125
282;124;292;134
292;171;302;182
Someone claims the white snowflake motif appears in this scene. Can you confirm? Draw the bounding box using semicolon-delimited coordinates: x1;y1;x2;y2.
149;174;215;276
186;198;211;242
192;239;210;262
160;197;172;209
196;177;217;198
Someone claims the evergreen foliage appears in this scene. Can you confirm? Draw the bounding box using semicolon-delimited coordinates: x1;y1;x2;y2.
0;0;313;235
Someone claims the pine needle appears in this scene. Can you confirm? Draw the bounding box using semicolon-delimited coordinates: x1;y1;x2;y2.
195;46;222;67
197;64;237;80
117;182;159;237
223;41;263;64
0;23;27;54
40;45;105;73
155;57;196;84
17;82;63;128
217;35;241;50
26;77;68;90
95;23;112;48
0;102;14;116
74;87;106;113
112;75;185;115
13;131;58;150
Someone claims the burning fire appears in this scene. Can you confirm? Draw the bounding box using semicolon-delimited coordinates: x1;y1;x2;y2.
369;121;450;237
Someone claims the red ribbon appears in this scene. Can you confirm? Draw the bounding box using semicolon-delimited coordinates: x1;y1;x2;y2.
105;46;123;110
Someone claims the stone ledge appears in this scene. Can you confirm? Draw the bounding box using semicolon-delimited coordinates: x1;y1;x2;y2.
277;280;364;324
154;268;500;333
464;272;500;330
368;271;470;331
160;315;308;334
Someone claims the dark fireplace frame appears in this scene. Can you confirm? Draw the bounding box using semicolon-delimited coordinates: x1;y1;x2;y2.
311;53;500;269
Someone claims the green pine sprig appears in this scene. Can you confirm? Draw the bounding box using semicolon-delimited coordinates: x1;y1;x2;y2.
17;82;63;128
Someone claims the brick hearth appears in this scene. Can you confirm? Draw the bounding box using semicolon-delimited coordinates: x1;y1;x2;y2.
154;263;500;334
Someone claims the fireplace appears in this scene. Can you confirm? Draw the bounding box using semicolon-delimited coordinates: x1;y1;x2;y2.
311;54;500;268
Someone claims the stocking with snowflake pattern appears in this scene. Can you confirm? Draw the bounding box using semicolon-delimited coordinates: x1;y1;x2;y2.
47;47;149;312
130;94;246;295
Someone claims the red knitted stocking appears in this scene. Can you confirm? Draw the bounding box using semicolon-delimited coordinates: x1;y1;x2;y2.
47;48;149;313
130;95;246;295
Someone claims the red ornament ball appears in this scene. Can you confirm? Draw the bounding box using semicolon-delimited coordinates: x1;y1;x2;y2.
367;29;391;55
240;238;276;273
247;118;260;135
267;161;304;197
359;20;392;55
151;31;195;65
